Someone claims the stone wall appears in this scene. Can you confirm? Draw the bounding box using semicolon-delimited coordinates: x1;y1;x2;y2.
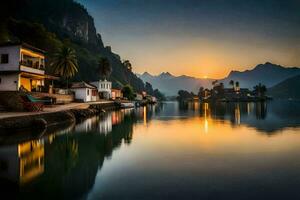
0;91;75;111
30;92;74;104
0;91;24;111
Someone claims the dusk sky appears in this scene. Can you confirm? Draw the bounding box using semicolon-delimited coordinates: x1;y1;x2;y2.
78;0;300;78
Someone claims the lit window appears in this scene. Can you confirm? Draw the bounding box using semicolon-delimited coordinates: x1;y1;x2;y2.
1;54;9;64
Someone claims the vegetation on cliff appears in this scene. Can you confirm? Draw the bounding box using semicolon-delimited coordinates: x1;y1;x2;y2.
0;0;158;94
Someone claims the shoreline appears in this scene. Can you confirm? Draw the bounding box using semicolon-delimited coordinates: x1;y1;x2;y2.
0;101;120;136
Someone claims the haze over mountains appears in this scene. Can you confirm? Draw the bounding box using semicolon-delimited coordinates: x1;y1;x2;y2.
268;75;300;99
220;62;300;89
138;62;300;96
137;72;214;96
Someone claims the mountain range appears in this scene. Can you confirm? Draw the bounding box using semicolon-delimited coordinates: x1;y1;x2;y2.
138;62;300;96
268;75;300;99
220;62;300;89
137;72;214;96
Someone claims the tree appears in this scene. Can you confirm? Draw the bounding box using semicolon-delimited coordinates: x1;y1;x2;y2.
229;80;234;89
198;87;204;99
122;60;132;72
253;83;267;97
145;82;154;95
212;80;218;87
50;46;78;88
153;89;166;101
177;90;193;101
122;85;135;100
219;82;224;89
235;81;240;91
98;57;112;80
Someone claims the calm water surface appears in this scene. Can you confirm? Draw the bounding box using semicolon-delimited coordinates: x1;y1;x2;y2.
1;101;300;200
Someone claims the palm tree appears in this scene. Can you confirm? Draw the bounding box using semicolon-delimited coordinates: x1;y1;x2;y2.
50;46;78;88
198;87;204;99
229;80;234;89
123;60;132;72
98;57;112;80
253;83;267;97
235;81;240;91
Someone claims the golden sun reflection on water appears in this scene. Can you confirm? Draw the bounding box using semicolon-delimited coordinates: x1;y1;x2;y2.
132;112;300;155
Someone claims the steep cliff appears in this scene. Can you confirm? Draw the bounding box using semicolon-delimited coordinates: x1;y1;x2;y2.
1;0;146;92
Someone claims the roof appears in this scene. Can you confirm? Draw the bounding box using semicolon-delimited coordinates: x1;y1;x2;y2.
111;88;122;91
71;81;97;89
0;42;46;54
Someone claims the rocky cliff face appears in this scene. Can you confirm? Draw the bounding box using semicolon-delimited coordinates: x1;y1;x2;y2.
59;3;104;49
5;0;146;91
7;0;103;50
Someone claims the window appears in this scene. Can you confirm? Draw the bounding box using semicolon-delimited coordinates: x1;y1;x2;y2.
0;78;1;84
87;89;90;96
1;54;9;64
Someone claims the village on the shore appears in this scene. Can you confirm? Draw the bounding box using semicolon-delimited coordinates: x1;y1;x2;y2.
0;42;271;126
0;42;158;115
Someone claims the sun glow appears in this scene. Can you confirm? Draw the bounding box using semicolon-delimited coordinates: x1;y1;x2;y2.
203;75;208;79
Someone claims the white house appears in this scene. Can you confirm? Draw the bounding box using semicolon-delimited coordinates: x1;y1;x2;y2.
0;42;56;92
91;79;112;99
71;81;98;102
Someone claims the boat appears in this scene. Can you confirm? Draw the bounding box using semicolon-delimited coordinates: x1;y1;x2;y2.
120;102;135;108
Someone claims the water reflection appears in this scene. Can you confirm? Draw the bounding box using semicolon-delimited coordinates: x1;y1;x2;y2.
0;107;152;199
0;101;299;199
175;100;300;134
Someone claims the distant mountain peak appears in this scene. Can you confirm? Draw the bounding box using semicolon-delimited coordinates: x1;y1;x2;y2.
159;72;173;78
142;72;152;76
255;62;282;70
221;62;300;89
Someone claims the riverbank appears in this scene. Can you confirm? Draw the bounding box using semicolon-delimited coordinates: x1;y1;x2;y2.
0;101;119;135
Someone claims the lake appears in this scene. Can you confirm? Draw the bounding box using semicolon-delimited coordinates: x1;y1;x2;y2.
1;100;300;200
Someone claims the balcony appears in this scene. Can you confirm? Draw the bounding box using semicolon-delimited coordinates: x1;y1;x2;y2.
20;60;45;75
20;60;45;70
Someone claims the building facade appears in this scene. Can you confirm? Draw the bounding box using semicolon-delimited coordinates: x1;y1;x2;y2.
71;82;98;102
111;89;122;100
0;43;49;92
91;80;112;99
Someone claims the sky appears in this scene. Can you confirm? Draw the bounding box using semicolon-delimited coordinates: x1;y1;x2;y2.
77;0;300;79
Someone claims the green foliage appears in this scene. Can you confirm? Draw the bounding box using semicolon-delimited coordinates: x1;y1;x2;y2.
122;60;132;72
122;85;135;100
1;0;150;92
145;82;154;95
177;90;194;101
98;57;112;80
153;89;166;101
229;80;234;87
6;19;62;54
253;83;267;97
50;46;78;88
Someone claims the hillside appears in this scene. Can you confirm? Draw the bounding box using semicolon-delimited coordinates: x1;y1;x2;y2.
138;72;214;96
220;62;300;89
268;75;300;99
0;0;146;92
